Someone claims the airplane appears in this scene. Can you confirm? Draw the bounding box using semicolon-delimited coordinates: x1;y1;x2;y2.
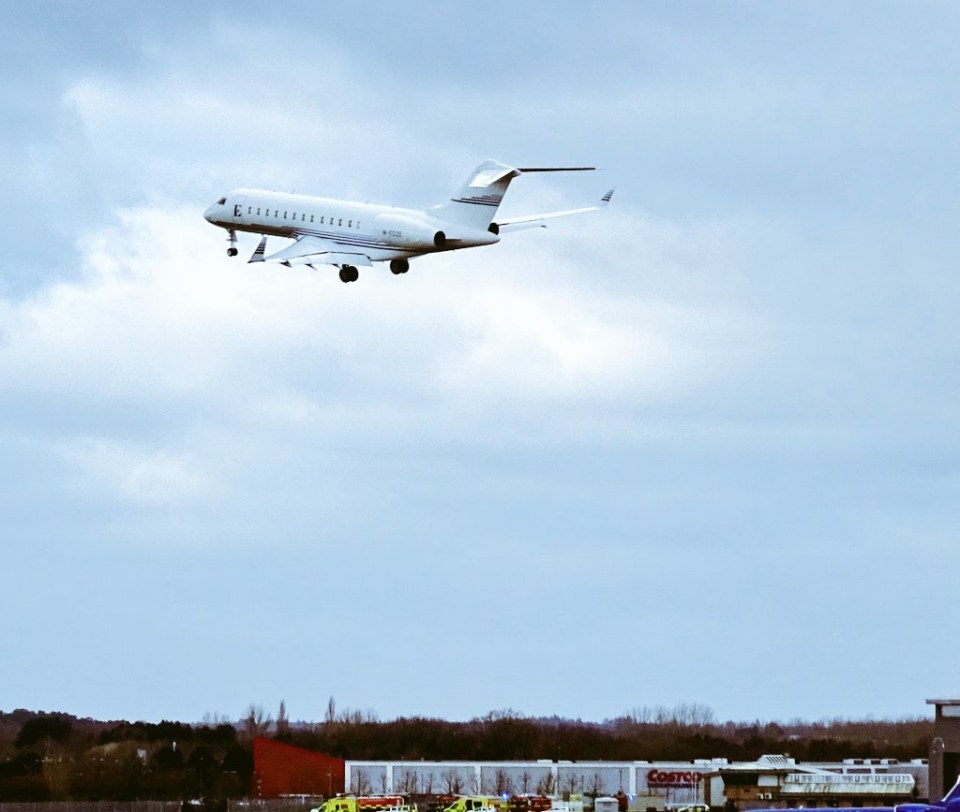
898;776;960;812
203;160;613;283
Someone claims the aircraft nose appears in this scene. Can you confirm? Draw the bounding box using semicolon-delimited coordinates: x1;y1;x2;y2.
203;203;217;223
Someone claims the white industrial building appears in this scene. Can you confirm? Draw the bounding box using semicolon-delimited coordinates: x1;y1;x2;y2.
344;756;928;809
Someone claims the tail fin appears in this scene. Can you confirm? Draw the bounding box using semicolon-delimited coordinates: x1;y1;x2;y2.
943;777;960;806
431;160;599;230
431;160;521;229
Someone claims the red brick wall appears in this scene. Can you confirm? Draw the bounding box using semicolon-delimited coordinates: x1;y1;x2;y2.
254;737;345;798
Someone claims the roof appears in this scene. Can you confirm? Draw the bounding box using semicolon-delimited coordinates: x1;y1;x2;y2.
927;698;960;705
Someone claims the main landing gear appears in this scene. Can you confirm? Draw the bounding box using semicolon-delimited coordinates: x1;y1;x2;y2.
340;259;405;282
338;265;359;283
226;229;238;257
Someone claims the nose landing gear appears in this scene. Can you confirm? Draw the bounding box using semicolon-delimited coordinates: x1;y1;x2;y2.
226;229;238;257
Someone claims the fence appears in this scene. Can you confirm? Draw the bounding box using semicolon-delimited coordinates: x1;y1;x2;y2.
0;804;181;812
0;802;321;812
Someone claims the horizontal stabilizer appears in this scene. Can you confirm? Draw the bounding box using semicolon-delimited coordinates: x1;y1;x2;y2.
494;188;614;233
517;167;596;173
498;222;549;234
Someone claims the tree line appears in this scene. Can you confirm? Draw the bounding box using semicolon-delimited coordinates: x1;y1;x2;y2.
0;703;933;803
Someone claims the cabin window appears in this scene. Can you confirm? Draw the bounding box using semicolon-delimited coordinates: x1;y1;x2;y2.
257;208;261;215
284;211;288;218
302;214;306;221
338;218;342;226
321;216;325;224
292;212;296;219
348;220;352;228
247;206;251;214
310;215;314;222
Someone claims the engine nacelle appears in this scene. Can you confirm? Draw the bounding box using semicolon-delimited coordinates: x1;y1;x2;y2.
375;213;447;250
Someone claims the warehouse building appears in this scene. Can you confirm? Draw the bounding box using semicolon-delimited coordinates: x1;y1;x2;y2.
345;755;926;808
254;741;928;808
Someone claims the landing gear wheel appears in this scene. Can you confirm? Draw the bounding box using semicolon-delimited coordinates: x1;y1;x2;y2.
227;247;238;257
390;258;409;275
339;265;359;283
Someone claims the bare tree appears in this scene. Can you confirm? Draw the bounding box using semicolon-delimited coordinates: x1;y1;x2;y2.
243;704;272;742
444;769;463;794
276;700;291;738
590;772;603;797
399;769;419;795
352;767;371;795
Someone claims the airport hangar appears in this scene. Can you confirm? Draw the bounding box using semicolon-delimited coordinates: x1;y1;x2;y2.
254;739;928;808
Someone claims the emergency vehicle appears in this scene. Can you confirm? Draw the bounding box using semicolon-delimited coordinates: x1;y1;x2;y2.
313;797;415;812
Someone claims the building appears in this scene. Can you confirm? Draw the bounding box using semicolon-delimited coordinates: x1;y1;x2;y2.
254;737;344;798
342;757;927;809
927;698;960;802
250;741;928;807
719;755;924;809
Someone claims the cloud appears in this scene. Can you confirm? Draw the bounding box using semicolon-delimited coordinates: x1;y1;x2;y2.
0;192;767;550
5;4;960;723
60;435;220;508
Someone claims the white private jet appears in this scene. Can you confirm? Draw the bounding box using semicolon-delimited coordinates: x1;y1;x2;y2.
203;160;613;282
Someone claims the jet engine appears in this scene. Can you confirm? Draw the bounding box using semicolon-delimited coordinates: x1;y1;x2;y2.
375;213;447;250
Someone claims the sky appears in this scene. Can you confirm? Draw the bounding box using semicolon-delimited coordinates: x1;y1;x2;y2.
2;1;959;728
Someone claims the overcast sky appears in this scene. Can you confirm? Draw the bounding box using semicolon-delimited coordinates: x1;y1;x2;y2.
2;1;958;727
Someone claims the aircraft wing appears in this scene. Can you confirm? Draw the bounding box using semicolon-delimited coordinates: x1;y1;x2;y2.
250;235;373;267
494;188;615;234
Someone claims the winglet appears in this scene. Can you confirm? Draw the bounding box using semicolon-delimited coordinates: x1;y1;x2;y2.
248;235;268;263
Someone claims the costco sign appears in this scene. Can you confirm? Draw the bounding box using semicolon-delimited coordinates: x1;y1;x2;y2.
647;769;705;788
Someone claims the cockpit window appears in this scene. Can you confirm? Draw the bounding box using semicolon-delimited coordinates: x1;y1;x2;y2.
217;197;227;205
